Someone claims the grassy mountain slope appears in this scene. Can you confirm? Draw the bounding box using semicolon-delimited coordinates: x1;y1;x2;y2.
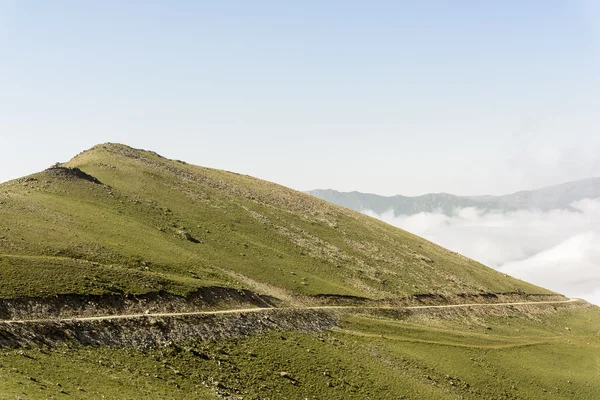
1;304;598;399
0;143;547;301
2;143;599;400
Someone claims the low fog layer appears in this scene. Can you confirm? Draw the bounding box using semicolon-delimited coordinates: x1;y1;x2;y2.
364;198;600;305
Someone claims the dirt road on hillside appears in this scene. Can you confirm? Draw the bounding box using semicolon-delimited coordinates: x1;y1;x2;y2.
0;298;581;325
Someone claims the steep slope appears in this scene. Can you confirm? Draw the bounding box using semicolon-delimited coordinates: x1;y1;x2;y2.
1;144;599;400
0;143;547;302
308;177;600;216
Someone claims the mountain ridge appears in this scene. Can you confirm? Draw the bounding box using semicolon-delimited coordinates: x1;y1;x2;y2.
308;176;600;215
0;142;548;303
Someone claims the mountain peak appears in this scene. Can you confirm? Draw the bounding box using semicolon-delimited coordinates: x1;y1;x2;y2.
0;144;548;303
73;142;166;161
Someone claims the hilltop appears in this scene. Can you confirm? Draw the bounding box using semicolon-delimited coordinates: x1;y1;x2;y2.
0;143;546;302
0;143;598;400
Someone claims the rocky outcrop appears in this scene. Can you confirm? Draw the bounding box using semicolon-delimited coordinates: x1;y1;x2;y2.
44;166;103;184
0;287;280;321
0;309;338;349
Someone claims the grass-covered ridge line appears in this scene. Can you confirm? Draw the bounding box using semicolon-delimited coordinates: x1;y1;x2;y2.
0;143;550;302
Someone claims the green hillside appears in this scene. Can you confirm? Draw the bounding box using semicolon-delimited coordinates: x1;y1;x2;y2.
0;143;547;301
1;303;599;399
1;143;598;400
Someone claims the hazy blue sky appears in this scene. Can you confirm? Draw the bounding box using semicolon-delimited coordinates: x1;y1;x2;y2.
1;1;599;195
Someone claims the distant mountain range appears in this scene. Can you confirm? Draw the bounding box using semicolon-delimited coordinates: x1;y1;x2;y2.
307;177;600;216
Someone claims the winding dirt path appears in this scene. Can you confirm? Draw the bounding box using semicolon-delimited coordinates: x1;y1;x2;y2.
0;298;581;325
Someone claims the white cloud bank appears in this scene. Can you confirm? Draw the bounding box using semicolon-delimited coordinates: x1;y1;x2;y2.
363;198;600;305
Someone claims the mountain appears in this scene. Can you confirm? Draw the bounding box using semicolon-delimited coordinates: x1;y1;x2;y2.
308;177;600;216
0;143;598;400
0;143;543;300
